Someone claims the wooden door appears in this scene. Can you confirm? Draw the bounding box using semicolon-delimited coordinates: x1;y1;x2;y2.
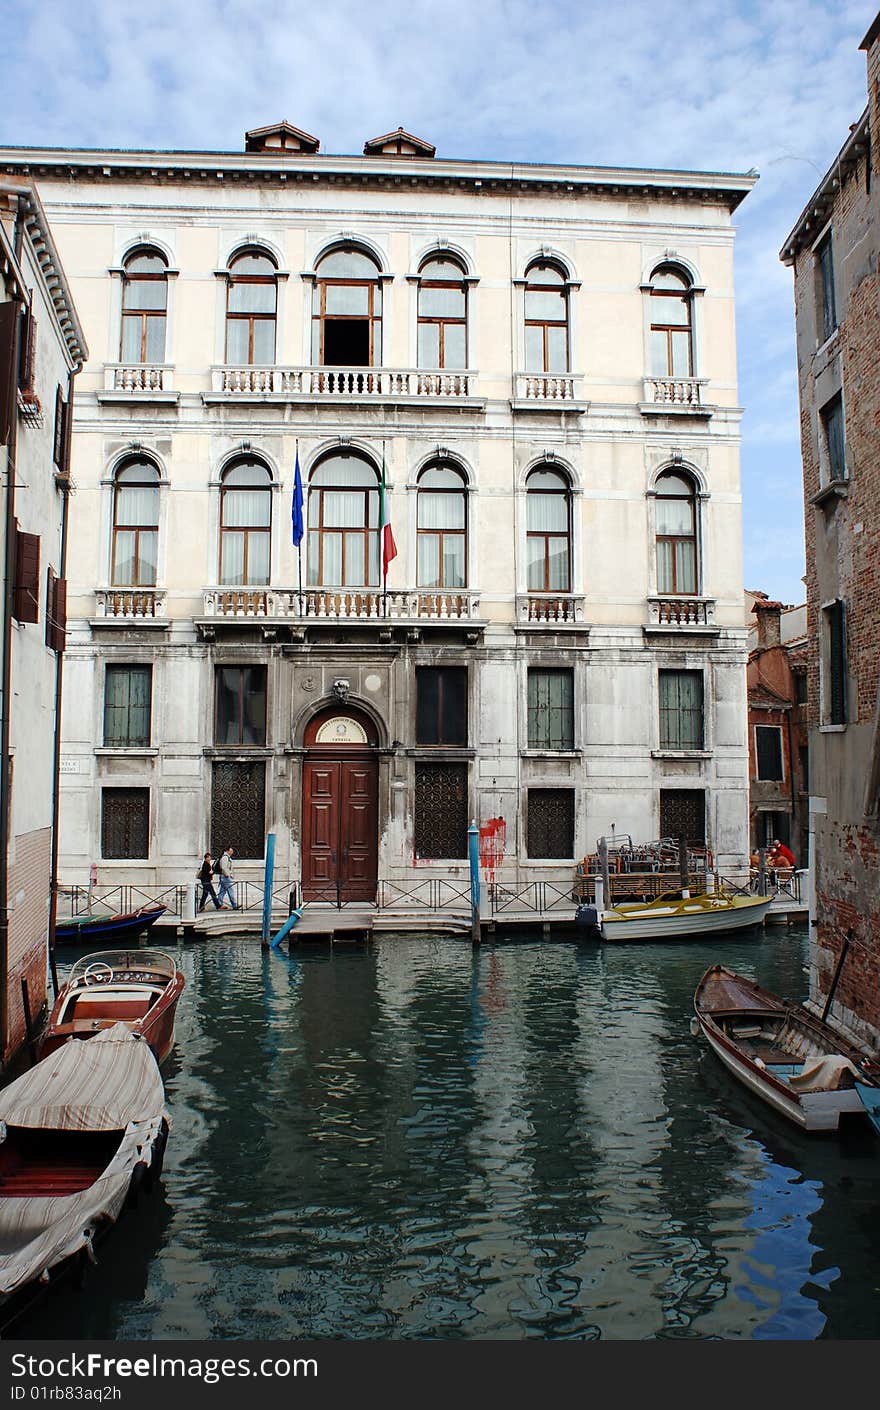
302;756;378;901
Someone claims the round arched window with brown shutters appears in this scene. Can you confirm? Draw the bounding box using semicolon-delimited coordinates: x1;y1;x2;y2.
120;249;167;363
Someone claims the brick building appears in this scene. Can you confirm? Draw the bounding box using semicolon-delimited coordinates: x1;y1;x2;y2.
745;592;808;864
780;13;880;1051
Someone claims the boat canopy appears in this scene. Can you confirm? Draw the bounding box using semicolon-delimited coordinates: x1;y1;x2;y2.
0;1026;163;1132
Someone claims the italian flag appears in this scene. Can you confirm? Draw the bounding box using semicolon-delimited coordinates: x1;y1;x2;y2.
379;453;397;580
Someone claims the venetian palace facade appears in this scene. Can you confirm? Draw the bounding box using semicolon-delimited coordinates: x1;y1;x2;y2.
1;126;755;902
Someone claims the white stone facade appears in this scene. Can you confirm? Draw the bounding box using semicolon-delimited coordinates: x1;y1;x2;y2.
0;136;755;898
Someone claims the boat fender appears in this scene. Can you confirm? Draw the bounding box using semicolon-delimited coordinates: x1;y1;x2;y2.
689;1017;700;1037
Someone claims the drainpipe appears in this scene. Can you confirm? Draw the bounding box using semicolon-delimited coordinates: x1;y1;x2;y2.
0;200;24;1055
46;367;77;994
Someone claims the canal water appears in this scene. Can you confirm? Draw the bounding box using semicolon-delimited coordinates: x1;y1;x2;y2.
17;924;880;1341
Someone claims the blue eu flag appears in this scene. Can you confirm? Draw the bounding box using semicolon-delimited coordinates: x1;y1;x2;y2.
292;450;304;547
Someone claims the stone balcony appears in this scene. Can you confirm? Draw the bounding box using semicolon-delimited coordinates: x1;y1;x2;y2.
204;365;484;408
640;376;711;416
97;364;178;403
645;595;718;633
511;372;587;412
200;586;483;636
516;593;586;626
92;588;169;627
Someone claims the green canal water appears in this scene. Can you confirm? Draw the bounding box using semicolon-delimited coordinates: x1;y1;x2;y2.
17;924;880;1341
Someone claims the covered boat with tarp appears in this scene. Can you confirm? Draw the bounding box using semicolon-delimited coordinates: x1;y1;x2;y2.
0;1025;168;1328
54;903;166;946
693;964;880;1133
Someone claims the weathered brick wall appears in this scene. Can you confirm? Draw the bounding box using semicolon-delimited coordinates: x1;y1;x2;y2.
790;33;880;1049
3;827;51;1062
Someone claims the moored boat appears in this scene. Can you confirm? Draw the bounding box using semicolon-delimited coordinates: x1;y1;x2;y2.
0;1025;169;1329
577;890;773;942
54;903;166;946
41;949;185;1066
693;964;880;1133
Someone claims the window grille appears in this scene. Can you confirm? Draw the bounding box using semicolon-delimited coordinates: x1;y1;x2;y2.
210;761;266;859
414;762;468;858
527;788;574;858
101;788;149;859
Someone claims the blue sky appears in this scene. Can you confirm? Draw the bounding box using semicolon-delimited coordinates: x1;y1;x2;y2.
3;0;873;606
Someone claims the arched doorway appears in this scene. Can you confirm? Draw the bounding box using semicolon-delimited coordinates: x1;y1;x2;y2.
301;705;379;902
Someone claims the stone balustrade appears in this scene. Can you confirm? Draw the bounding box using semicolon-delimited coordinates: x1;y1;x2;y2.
643;376;707;408
514;372;578;402
203;588;482;621
647;595;716;627
95;588;167;618
209;366;477;401
105;363;173;393
517;594;585;624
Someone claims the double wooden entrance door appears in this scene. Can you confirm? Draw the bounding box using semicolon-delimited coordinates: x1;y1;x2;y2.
302;755;378;902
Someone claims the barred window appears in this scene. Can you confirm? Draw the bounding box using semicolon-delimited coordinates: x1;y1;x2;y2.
101;788;149;859
414;762;468;858
659;788;705;846
659;670;703;750
526;789;574;859
104;665;152;747
528;669;574;750
210;760;266;859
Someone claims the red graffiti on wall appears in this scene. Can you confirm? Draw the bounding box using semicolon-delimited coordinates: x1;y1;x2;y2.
479;817;507;882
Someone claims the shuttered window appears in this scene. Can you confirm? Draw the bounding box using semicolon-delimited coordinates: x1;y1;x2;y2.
53;386;72;475
659;670;704;749
0;302;19;446
45;567;67;653
13;522;40;624
528;669;574;749
824;600;847;725
104;665;152;746
18;305;36;391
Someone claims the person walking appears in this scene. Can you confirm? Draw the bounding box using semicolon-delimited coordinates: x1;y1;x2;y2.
217;845;238;909
197;852;221;912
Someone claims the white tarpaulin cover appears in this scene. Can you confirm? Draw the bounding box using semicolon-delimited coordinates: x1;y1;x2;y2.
0;1024;163;1132
0;1026;168;1301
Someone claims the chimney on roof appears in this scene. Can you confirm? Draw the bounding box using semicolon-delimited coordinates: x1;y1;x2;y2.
752;597;783;650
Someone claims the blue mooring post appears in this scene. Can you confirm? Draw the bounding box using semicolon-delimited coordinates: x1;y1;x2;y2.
261;832;276;947
468;820;480;947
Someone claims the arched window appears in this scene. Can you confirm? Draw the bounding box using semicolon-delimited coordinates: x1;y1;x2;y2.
219;458;273;585
226;250;277;365
524;261;569;374
417;463;467;588
120;249;167;362
307;453;379;587
312;247;382;368
417;256;467;369
526;467;571;592
649;266;693;377
112;458;160;586
655;470;697;594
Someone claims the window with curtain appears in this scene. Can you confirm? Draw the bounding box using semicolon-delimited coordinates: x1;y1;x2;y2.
649;265;693;377
312;246;382;367
659;670;704;750
215;666;267;746
226;249;277;365
112;458;160;586
417;463;466;588
418;256;467;369
121;249;168;362
416;667;467;746
219;458;272;585
526;467;571;592
528;668;574;750
524;261;569;373
655;470;697;595
104;665;152;747
307;453;379;587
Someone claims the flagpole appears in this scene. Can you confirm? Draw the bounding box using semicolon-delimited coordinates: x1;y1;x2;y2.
292;439;305;620
382;440;387;620
296;442;303;618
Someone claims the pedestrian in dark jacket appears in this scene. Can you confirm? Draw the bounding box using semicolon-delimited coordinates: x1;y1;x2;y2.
198;853;221;912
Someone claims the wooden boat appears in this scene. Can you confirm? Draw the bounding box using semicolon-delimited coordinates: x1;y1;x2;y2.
54;903;166;946
855;1082;880;1136
0;1024;169;1328
41;949;185;1066
577;890;773;942
693;964;880;1133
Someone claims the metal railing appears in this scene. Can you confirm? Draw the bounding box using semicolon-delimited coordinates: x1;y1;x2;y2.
59;884;187;919
489;881;575;915
375;878;471;911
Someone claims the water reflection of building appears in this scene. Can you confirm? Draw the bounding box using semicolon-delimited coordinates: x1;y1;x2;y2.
0;128;755;901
